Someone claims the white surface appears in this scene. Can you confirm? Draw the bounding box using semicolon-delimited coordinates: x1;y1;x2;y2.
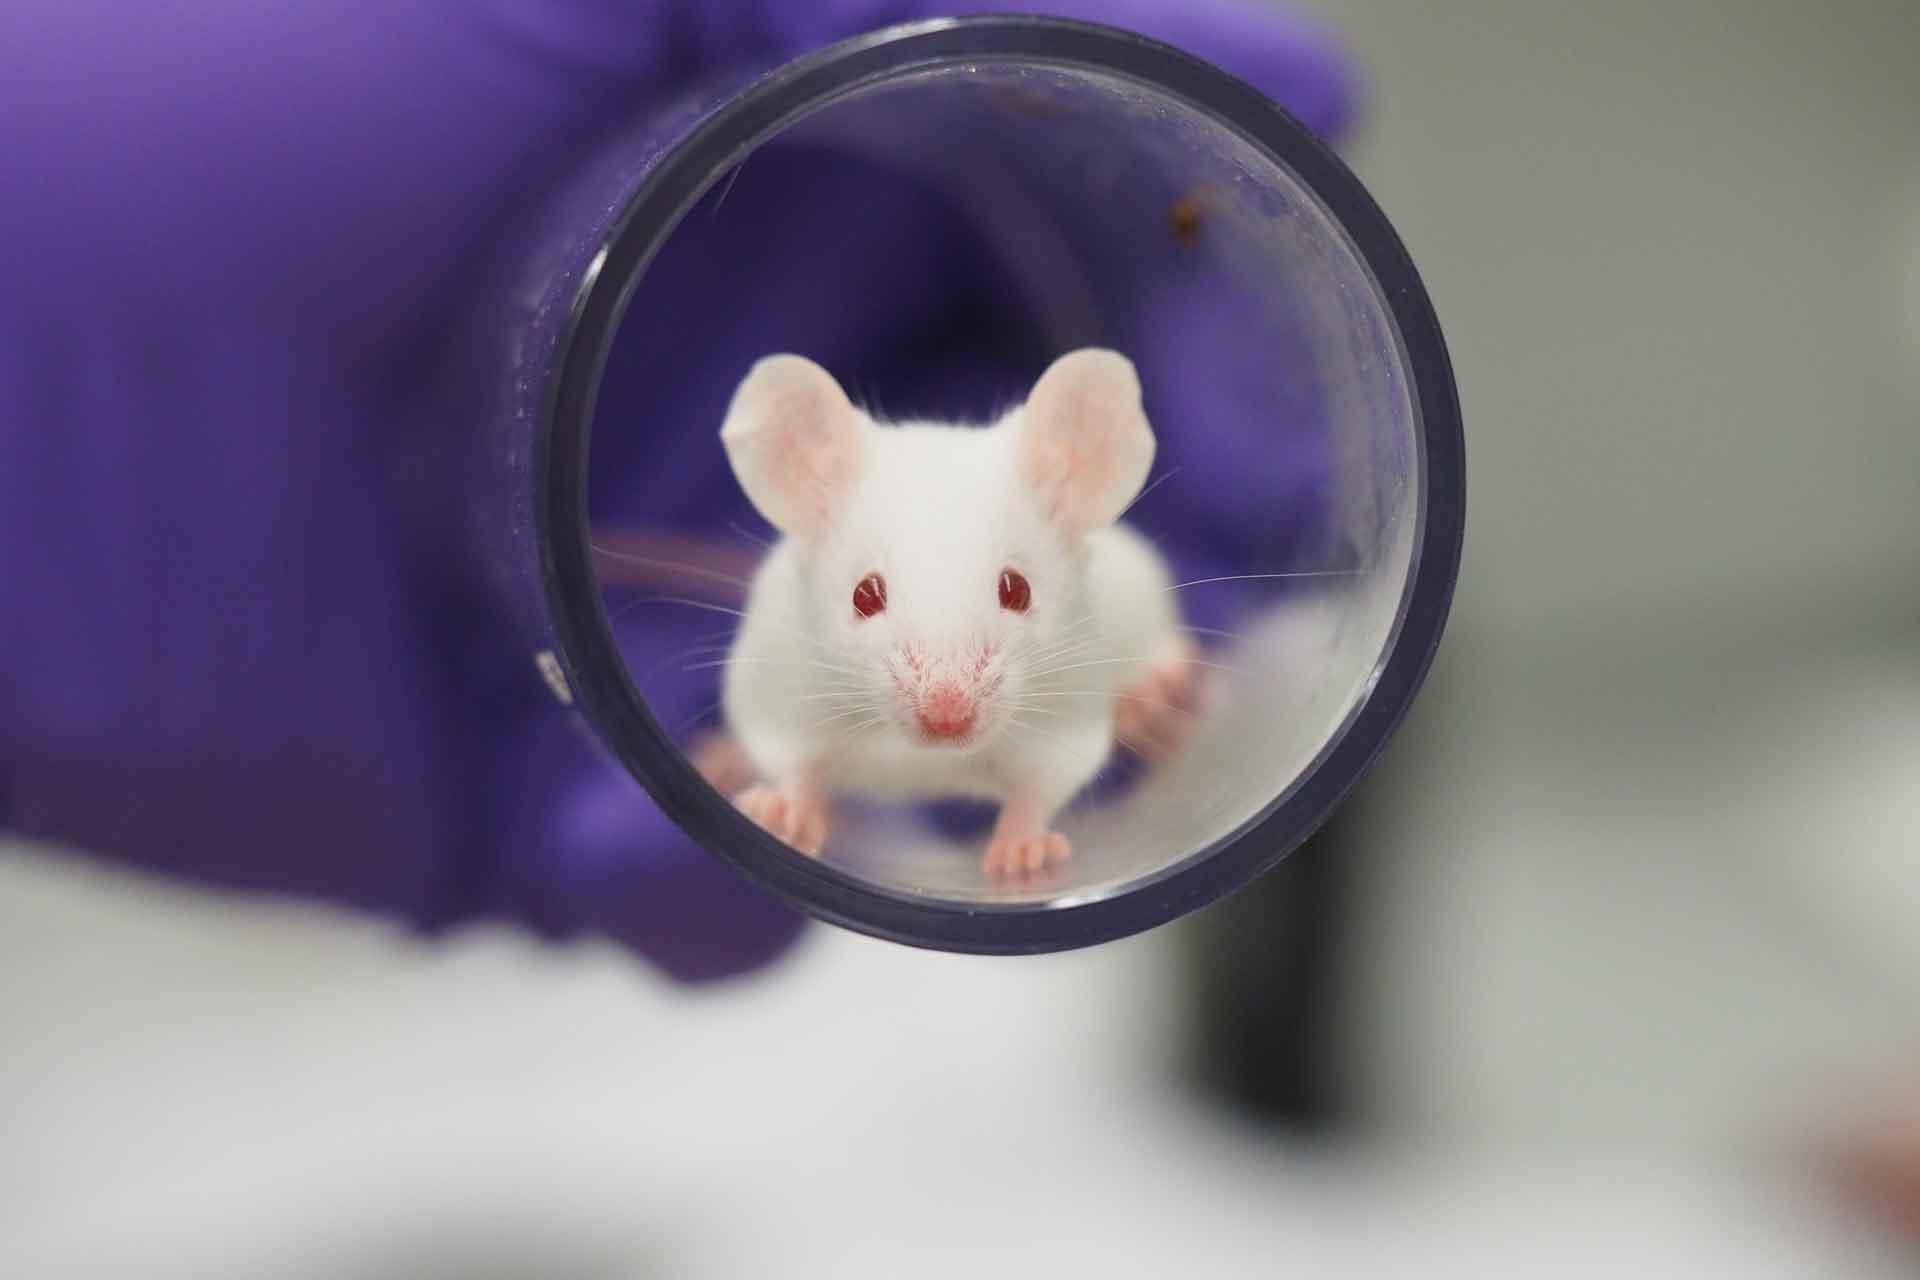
1342;619;1920;1147
0;847;1907;1279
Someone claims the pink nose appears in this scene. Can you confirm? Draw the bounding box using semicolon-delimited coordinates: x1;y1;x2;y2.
916;686;975;740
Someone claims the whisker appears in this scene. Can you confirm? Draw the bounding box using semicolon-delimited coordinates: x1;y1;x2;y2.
999;718;1045;745
708;155;748;218
807;705;884;732
1117;465;1183;520
590;545;754;591
633;641;739;687
1164;570;1362;592
999;701;1064;718
609;596;855;664
672;700;725;736
682;657;865;684
608;594;748;625
822;713;890;744
1032;655;1243;679
1028;618;1100;647
1023;625;1103;664
682;656;756;673
1020;690;1202;717
1018;634;1119;671
1024;645;1103;673
726;520;772;550
797;688;876;703
1025;640;1089;666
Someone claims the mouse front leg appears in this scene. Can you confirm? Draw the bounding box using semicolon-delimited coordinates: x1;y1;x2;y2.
734;768;833;857
982;720;1109;879
982;789;1073;878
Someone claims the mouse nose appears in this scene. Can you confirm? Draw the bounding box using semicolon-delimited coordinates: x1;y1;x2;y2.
916;685;975;741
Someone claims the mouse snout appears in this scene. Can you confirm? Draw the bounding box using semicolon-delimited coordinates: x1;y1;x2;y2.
915;684;976;742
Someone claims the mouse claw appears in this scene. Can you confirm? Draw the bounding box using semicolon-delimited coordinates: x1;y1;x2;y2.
735;782;831;857
1114;636;1204;766
983;828;1072;880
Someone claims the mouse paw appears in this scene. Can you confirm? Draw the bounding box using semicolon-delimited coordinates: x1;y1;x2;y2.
734;782;831;856
1113;636;1204;765
982;827;1072;879
690;730;756;795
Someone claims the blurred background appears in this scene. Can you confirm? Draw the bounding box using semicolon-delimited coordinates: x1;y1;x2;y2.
5;0;1918;1274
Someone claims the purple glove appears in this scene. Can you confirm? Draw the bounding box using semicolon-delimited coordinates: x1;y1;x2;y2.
0;1;1356;980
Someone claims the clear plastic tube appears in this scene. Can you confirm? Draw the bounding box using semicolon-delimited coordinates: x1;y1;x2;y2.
474;17;1463;953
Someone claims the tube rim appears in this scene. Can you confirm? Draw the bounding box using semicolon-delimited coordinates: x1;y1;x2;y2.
538;15;1465;954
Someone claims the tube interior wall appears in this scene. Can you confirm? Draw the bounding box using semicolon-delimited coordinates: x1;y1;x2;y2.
586;62;1421;908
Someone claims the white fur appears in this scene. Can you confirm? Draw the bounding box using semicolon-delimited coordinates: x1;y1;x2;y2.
718;350;1180;855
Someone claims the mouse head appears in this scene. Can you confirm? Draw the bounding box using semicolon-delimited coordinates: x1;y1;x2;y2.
720;350;1154;751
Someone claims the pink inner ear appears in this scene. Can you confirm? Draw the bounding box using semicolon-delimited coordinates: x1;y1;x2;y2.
1028;431;1109;529
1019;349;1153;535
721;355;862;540
769;405;856;536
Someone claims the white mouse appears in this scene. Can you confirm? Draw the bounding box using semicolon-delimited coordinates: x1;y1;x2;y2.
717;348;1197;877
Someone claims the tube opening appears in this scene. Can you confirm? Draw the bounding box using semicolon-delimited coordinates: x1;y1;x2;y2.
545;19;1459;950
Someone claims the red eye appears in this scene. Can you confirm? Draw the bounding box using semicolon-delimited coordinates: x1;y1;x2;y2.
998;569;1032;613
852;573;887;619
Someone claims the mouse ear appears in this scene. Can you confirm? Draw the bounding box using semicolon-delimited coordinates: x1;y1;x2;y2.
1018;349;1156;536
719;355;865;541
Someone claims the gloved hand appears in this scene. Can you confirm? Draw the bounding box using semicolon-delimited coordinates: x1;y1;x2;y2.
0;1;1356;981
